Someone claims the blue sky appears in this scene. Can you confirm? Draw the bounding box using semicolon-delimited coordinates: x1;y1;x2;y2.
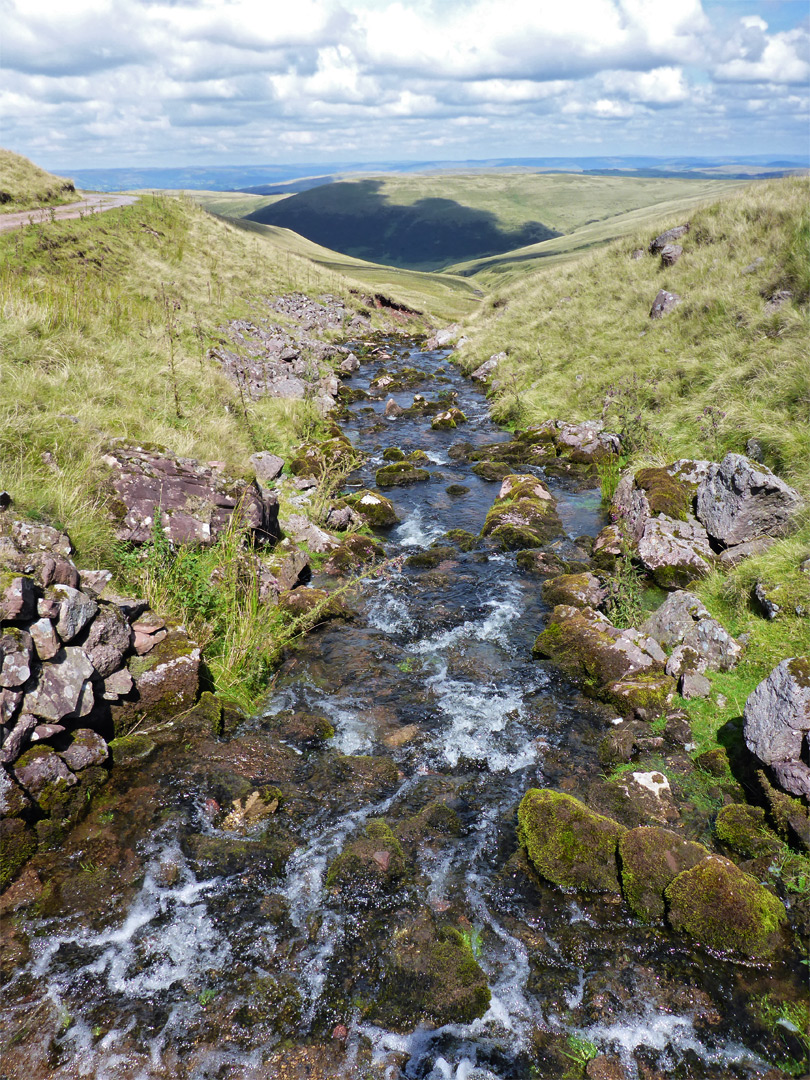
1;0;808;169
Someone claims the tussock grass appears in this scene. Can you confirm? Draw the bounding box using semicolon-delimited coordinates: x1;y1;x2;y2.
0;148;80;213
459;177;810;492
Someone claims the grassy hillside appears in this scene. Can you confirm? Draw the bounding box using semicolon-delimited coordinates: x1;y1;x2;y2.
246;173;742;271
0;148;80;213
184;190;291;217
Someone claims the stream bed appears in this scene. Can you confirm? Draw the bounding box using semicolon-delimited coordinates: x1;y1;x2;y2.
1;337;805;1080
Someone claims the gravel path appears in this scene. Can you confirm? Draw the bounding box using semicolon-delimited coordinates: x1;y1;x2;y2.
0;193;138;233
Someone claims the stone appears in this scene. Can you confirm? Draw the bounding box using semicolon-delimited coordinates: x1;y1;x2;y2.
281;514;339;554
250;451;285;485
528;419;620;464
518;788;626;893
31;723;65;742
264;545;311;591
636;516;713;589
340;352;360;373
28;618;60;661
375;462;430;487
105;443;280;547
38;555;80;590
59;728;109;771
642;591;741;672
102;668;134;700
13;744;77;798
6;519;72;557
681;617;741;671
659;243;682;266
84;604;133;676
542;572;606;609
0;816;37;891
323;535;384;577
0;687;22;724
718;537;776;567
695;453;803;548
48;585;98;643
114;628;200;730
751;582;781;620
481;476;562;550
431;408;467;430
642;591;708;646
650;290;681;318
649;224;689;252
665;855;787;960
600;673;675;717
326;819;408;910
77;569;113;597
744;658;810;798
0;629;34;688
383;398;404;418
0;713;37;765
0;575;37;622
714;804;781;859
470;353;504;381
680;671;712;699
619;826;709;921
324;505;360;531
614;770;679;824
23;646;94;722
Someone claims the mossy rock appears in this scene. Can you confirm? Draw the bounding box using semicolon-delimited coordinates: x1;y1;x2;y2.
635;467;695;521
445;484;470;497
345;490;400;528
600;673;676;716
278;587;353;620
289;436;358;477
757;770;810;852
177;691;224;739
325;818;408;910
431;408;467;430
541;572;604;609
532;608;643;693
515;549;567;576
375;462;430;487
405;545;457;569
517;788;626;894
373;917;490;1031
471;461;513;482
619;827;709;922
469;441;532;465
665;855;788;960
383;447;406;462
272;711;334;749
396;801;462;846
407;449;430;464
481;498;562;551
323;534;385;577
0;816;37;890
107;733;158;767
443;529;481;552
183;825;297;879
715;804;782;859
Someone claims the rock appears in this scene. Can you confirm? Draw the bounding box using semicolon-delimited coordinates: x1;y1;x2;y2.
601;673;675;717
281;514;339;554
384;398;404;418
751;582;780;620
5;519;72;558
718;537;776;567
13;743;77;798
681;617;741;671
631;248;644;260
649;224;689;252
431;408;467;430
586;1058;627;1080
659;243;682;266
324;505;360;531
680;671;712;699
591;524;624;569
636;515;714;589
481;475;562;550
77;569;113;597
744;658;810;798
105;444;280;547
31;723;65;742
48;584;98;643
695;453;803;548
382;448;406;462
323;535;384;577
59;729;109;771
664;855;787;960
28;618;60;661
340;352;360;373
518;788;626;893
470;353;504;381
0;713;37;765
0;575;37;622
642;591;741;671
614;770;679;824
23;646;94;722
528;419;620;464
0;687;22;725
326;819;407;910
0;816;37;890
642;591;708;645
84;604;133;676
471;461;513;482
102;668;134;700
619;826;708;921
250;451;285;485
345;490;400;528
542;572;606;609
650;290;681;318
715;804;781;859
432;327;459;348
112;628;200;733
375;463;430;488
264;545;311;591
0;629;34;688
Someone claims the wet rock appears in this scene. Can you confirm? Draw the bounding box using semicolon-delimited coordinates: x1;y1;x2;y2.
105;443;280;546
518;788;626;893
482;475;562;550
281;513;339;553
649;224;689;252
0;574;37;622
619;827;708;921
23;646;94;721
384;398;404;417
636;516;714;589
471;460;513;482
323;534;384;577
13;743;77;799
250;451;285;485
586;1058;627;1080
326;819;408;909
84;604;133;677
446;484;469;497
382;447;406;462
375;462;430;487
650;290;681;318
665;854;787;961
542;572;606;609
345;490;400;528
714;804;781;859
0;628;34;688
470;353;504;381
744;657;810;798
659;243;682;266
278;587;353;621
112;627;200;733
680;671;711;699
373;915;490;1030
431;407;467;430
695;454;803;549
28;617;60;661
0;816;37;890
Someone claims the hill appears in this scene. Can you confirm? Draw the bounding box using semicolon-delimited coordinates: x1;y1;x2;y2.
0;148;80;213
245;173;743;272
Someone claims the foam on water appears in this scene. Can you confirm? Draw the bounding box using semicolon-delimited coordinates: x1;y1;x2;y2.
395;507;444;548
365;579;417;635
411;588;523;655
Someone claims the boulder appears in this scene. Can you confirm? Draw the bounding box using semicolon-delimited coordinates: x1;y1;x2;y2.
659;244;682;266
470;353;504;381
650;290;680;318
384;398;404;418
0;629;34;688
0;713;37;765
528;420;620;464
13;744;77;799
340;352;360;373
59;728;109;772
105;444;280;547
482;475;562;550
642;590;709;647
264;545;311;591
636;516;714;589
0;575;37;622
250;451;285;485
619;827;708;921
695;453;803;549
111;628;200;734
4;519;72;558
714;804;781;859
22;646;94;722
664;855;787;961
542;572;606;610
281;514;339;554
345;490;400;528
0;687;22;725
642;591;741;672
323;535;384;577
518;788;626;893
83;604;133;677
28;618;60;661
431;408;467;430
680;671;711;699
48;584;98;643
649;224;689;252
743;657;810;798
325;819;408;910
375;463;430;488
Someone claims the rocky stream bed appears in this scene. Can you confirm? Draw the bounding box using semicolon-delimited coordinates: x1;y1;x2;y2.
1;335;808;1080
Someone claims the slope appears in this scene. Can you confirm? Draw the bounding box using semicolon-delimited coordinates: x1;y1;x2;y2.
0;148;80;214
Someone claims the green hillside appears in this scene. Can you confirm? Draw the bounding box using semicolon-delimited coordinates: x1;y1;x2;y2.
0;148;80;213
246;172;743;272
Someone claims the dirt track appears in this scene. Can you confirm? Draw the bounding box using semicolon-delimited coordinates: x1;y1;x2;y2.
0;193;138;233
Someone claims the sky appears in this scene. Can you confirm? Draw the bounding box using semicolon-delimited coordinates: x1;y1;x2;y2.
1;0;808;169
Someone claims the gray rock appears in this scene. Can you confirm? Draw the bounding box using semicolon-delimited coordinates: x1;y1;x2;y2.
650;290;681;319
13;744;77;797
630;248;644;260
340;352;360;374
752;582;781;620
682;618;742;671
84;605;133;677
281;514;339;554
742;257;764;274
642;590;709;646
0;713;37;765
50;584;98;643
667;459;712;486
103;667;134;700
637;516;714;589
0;575;38;622
384;398;404;417
28;618;60;661
744;657;810;797
665;644;703;678
0;687;22;724
695;453;803;548
6;520;72;557
60;729;109;771
0;629;34;688
660;244;682;266
325;505;360;531
649;224;689;252
745;438;765;463
250;451;285;485
23;646;94;721
31;723;66;742
470;353;504;381
78;569;113;597
718;537;776;567
264;545;310;592
680;671;712;699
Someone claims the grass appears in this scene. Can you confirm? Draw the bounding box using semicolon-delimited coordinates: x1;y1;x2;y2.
0;148;80;214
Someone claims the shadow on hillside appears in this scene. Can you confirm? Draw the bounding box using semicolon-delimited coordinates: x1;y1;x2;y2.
245;179;561;270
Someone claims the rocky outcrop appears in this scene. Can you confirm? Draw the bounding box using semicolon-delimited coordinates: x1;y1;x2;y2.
104;444;280;547
695;453;803;551
542;572;606;609
744;657;810;798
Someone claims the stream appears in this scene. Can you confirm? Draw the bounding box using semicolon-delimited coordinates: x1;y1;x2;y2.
0;337;802;1079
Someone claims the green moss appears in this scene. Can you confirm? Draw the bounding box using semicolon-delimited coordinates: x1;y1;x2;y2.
345;489;400;528
407;449;430;463
375;462;430;487
541;572;600;608
715;804;783;858
517;788;626;893
619;826;709;922
0;817;37;890
665;854;788;960
443;529;482;551
471;460;513;482
481;497;562;550
325;818;407;909
382;447;406;461
635;467;694;521
405;545;457;569
324;534;384;576
600;672;676;715
107;733;158;766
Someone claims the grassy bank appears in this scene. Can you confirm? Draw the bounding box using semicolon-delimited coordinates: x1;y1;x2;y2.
0;148;80;214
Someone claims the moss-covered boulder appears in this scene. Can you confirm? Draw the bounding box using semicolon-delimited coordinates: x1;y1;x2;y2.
405;546;457;569
406;449;430;464
382;447;406;461
289;436;359;477
665;855;788;960
278;587;353;620
345;490;399;528
714;804;782;859
517;788;627;893
619;827;709;921
445;484;470;497
443;529;482;552
600;672;676;716
326;819;408;909
471;461;513;482
431;408;467;430
635;467;695;521
481;476;562;551
112;626;200;735
373;917;490;1031
323;534;385;577
183;824;297;879
375;462;430;487
542;572;606;609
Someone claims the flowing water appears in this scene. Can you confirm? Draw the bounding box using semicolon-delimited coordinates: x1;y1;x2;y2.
1;338;805;1079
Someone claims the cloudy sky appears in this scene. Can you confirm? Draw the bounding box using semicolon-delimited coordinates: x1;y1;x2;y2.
2;0;808;169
